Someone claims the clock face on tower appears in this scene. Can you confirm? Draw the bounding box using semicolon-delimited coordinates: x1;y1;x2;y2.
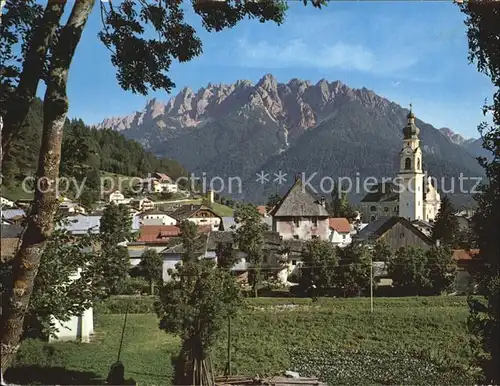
403;147;413;155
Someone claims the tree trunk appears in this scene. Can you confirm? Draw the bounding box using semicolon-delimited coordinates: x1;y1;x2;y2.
0;0;66;164
0;0;95;375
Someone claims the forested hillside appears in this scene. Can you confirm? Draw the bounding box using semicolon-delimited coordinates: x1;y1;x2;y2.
1;98;188;205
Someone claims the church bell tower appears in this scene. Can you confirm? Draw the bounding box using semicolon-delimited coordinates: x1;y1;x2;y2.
398;104;424;221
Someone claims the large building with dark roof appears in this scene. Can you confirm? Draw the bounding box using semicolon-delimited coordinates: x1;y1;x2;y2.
269;177;330;240
360;107;441;223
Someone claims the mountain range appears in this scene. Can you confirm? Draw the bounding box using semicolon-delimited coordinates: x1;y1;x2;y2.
94;75;489;205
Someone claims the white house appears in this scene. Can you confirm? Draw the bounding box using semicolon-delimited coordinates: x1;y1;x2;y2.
170;204;221;231
49;268;94;343
140;173;178;194
130;197;155;212
59;201;86;214
1;196;15;208
108;190;130;205
328;218;352;247
139;210;177;226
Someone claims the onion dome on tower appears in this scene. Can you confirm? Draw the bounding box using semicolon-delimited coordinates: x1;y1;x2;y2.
403;103;420;139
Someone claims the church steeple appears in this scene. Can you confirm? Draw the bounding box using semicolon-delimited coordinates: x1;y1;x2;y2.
403;103;420;139
398;104;424;221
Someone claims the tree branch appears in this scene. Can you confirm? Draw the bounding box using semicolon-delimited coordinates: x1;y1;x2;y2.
0;0;96;375
1;0;66;164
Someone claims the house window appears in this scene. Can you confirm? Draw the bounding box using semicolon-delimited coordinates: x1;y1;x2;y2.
400;233;404;238
292;260;297;266
293;217;300;227
384;207;389;212
418;201;420;206
417;158;421;169
263;255;268;263
311;235;318;239
312;217;318;227
342;234;346;240
370;206;377;212
405;157;411;170
293;235;299;239
394;207;398;212
370;216;376;222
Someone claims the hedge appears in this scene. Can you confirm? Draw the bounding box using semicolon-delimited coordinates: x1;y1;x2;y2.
94;295;157;314
95;294;470;315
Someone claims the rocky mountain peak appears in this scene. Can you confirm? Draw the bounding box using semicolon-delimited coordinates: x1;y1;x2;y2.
257;73;278;90
439;127;468;145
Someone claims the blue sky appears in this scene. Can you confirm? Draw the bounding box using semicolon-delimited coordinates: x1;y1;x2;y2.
44;1;494;138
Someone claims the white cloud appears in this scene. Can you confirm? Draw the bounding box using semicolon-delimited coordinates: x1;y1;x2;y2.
233;37;418;75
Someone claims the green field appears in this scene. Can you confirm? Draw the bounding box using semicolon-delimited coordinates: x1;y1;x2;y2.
6;297;477;385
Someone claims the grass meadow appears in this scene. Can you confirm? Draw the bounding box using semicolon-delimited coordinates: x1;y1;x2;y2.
5;296;477;385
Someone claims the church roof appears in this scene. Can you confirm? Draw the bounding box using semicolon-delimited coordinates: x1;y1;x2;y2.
361;179;431;203
361;183;399;203
269;177;330;217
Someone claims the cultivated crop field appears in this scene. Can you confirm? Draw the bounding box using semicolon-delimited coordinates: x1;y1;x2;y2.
6;296;477;385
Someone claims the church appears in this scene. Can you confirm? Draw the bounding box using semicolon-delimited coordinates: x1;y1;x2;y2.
359;106;441;224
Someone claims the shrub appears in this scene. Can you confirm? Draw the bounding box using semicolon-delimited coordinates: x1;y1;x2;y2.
95;295;157;314
12;339;67;368
115;277;150;295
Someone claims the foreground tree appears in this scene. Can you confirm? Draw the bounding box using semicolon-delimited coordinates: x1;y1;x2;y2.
234;204;267;297
215;241;238;270
0;0;326;373
461;2;500;383
299;239;338;296
335;244;371;297
387;246;430;296
431;195;460;247
156;222;241;384
425;246;457;295
97;203;134;295
138;249;163;295
0;224;99;340
0;210;132;341
370;239;393;262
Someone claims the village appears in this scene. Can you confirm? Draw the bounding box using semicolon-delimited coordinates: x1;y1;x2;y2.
1;0;498;384
0;112;479;347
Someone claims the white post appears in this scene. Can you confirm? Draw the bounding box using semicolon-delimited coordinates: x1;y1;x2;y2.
370;253;374;313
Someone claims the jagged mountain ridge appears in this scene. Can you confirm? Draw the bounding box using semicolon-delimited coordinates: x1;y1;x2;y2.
94;75;397;149
94;75;487;204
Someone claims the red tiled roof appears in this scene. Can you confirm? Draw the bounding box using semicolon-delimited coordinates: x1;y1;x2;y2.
138;224;213;243
138;225;180;243
154;172;171;181
256;206;267;216
452;249;480;261
329;218;351;233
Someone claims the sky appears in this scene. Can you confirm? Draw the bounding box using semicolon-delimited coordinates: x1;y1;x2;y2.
39;0;494;139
